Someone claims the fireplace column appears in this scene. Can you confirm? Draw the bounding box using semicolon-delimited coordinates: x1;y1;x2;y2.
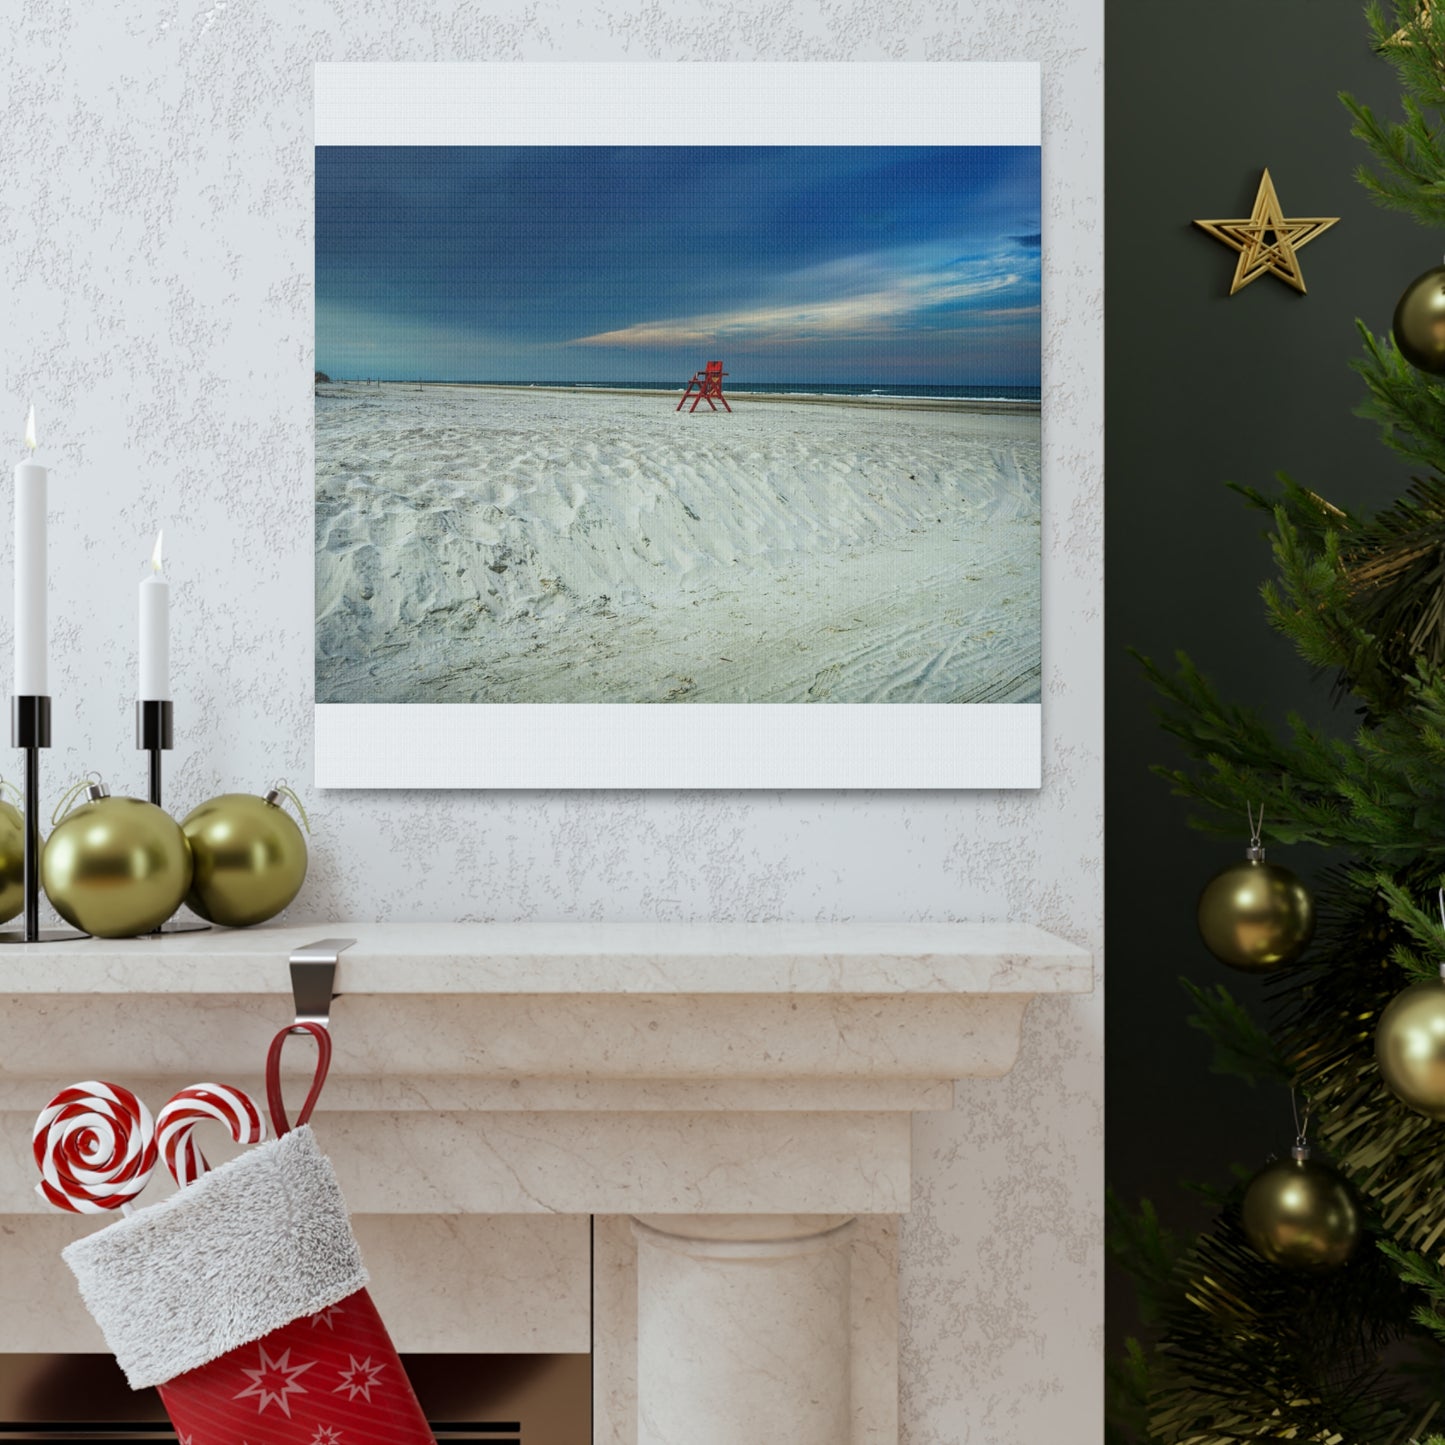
632;1214;855;1445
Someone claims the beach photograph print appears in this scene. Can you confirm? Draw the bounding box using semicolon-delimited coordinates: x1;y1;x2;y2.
315;144;1041;708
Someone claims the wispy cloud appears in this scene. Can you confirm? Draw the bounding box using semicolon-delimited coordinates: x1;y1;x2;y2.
570;258;1030;349
316;145;1041;383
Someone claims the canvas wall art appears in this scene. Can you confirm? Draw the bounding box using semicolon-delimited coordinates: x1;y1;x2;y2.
314;62;1042;788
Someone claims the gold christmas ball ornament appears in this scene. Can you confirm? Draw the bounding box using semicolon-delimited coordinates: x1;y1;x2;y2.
41;778;193;938
1241;1145;1361;1272
0;782;25;925
1197;838;1314;973
181;782;309;928
1392;264;1445;374
1375;975;1445;1118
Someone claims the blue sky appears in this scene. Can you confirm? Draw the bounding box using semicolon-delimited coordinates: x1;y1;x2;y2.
315;146;1041;385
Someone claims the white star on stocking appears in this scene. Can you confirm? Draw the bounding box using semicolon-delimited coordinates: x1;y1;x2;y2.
310;1426;345;1445
333;1354;385;1403
233;1344;315;1417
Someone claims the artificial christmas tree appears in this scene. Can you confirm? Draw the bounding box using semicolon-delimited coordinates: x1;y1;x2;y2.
1112;2;1445;1440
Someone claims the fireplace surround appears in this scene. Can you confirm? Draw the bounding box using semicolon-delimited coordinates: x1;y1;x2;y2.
0;921;1090;1443
0;1350;588;1441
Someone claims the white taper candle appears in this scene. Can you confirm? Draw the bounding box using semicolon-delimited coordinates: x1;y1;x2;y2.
14;405;47;696
138;531;169;701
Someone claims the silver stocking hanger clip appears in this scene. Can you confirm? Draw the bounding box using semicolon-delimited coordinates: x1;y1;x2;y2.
289;937;356;1032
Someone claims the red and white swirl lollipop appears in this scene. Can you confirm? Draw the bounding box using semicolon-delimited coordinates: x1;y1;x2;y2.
156;1083;266;1187
33;1081;158;1215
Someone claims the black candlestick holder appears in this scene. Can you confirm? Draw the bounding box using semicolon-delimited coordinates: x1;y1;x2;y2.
136;699;173;807
0;695;87;943
136;699;209;935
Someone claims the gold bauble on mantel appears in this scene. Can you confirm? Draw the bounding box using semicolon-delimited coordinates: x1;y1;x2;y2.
41;779;192;937
0;787;24;924
181;784;309;928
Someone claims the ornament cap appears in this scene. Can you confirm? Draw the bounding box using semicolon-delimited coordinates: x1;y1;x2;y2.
85;780;109;803
263;788;284;808
1245;803;1266;863
1291;1141;1310;1162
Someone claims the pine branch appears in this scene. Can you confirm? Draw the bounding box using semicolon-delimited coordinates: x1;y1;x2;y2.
1141;646;1445;859
1258;498;1402;709
1374;873;1445;980
1182;980;1293;1087
1344;1;1445;227
1334;475;1445;687
1380;1242;1445;1346
1148;1197;1429;1443
1106;1338;1159;1445
1226;475;1354;549
1108;1191;1186;1329
1353;323;1445;476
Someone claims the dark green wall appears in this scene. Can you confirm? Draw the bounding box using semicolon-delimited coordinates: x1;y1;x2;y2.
1105;0;1433;1361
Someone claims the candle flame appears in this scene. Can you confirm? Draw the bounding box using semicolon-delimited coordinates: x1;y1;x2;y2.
23;405;35;454
150;530;164;574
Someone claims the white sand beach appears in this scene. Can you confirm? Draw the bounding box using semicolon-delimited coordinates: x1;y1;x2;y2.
315;384;1041;705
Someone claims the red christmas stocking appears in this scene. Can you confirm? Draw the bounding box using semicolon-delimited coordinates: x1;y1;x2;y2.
61;1025;435;1445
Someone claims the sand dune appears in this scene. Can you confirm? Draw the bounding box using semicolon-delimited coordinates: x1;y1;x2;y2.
315;384;1040;705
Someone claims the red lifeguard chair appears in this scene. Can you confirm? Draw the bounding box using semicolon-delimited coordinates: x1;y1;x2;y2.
676;361;732;413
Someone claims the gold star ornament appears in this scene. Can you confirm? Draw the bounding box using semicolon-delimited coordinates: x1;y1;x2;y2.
1194;169;1339;296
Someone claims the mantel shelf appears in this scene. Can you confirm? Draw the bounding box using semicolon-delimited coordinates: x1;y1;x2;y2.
0;919;1090;996
2;928;1085;1438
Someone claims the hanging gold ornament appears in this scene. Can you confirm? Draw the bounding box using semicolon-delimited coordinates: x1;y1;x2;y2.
1392;264;1445;374
0;780;25;925
1241;1142;1361;1272
41;778;192;938
1197;809;1314;973
181;783;309;928
1376;973;1445;1117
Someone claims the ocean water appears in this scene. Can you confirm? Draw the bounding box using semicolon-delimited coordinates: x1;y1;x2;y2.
579;381;1043;402
326;379;1042;404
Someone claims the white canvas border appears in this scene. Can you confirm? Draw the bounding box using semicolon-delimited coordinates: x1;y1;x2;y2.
313;61;1042;791
315;703;1041;791
315;61;1041;148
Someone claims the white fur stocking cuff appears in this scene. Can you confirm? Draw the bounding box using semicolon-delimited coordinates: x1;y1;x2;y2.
61;1125;368;1389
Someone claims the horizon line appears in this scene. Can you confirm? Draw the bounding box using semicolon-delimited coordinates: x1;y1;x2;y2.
313;376;1043;387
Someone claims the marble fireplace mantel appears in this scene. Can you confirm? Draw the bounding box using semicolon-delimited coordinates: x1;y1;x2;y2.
0;921;1091;1444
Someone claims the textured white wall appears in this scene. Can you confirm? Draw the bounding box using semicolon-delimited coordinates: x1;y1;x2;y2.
1;1;1101;1439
